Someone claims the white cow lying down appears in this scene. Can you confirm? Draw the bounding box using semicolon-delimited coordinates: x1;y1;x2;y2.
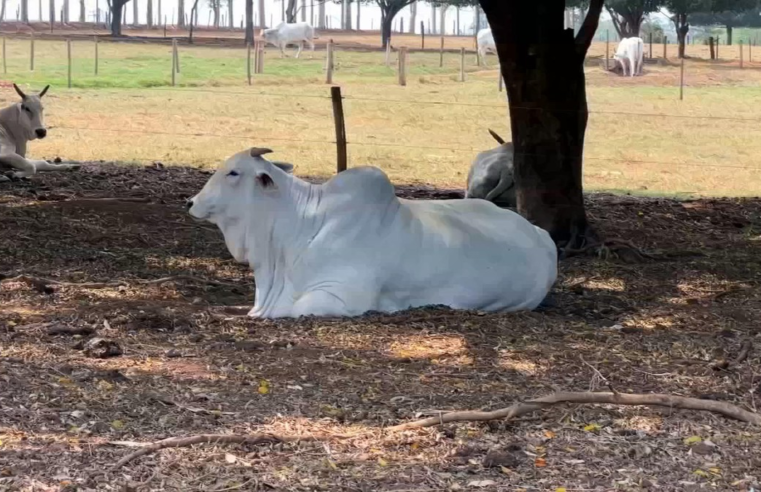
613;36;644;76
477;28;497;65
262;22;316;58
187;148;558;319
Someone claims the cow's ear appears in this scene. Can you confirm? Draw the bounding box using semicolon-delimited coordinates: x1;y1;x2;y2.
272;161;294;174
256;172;278;191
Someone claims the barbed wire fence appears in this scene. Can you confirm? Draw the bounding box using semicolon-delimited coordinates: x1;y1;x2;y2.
0;32;758;196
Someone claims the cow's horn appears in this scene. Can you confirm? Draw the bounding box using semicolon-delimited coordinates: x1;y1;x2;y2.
488;129;505;145
39;85;50;98
13;83;27;99
250;147;274;157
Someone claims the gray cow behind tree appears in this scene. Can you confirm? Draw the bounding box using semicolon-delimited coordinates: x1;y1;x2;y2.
465;129;516;209
0;84;79;182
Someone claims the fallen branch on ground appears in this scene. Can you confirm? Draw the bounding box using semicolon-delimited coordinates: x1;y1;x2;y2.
0;273;242;290
713;340;753;371
388;391;761;431
562;238;658;263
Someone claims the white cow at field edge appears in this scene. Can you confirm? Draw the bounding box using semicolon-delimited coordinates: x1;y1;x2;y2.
261;22;316;58
477;28;497;66
0;84;79;182
613;36;644;76
187;147;557;318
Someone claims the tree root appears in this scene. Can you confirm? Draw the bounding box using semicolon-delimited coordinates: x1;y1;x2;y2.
562;238;658;263
0;273;242;290
712;340;753;371
388;390;761;431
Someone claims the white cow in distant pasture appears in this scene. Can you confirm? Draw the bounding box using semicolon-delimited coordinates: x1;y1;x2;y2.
187;147;557;318
0;84;80;182
613;36;644;76
477;28;497;66
261;22;317;58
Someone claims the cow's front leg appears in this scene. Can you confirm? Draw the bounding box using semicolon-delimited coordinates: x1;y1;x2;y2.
280;43;287;58
0;153;37;178
294;42;303;58
33;160;81;172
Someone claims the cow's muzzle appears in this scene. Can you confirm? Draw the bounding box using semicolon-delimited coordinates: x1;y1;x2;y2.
35;128;47;139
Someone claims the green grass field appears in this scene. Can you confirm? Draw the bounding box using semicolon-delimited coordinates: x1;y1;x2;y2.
0;37;759;197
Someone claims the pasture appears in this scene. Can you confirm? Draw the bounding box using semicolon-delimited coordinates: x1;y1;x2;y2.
1;29;761;491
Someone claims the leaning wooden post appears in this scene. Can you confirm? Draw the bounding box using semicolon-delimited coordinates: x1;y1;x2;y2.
326;39;334;84
459;47;465;82
739;40;743;68
398;46;407;86
173;39;181;73
605;29;609;70
257;44;264;73
649;32;653;59
439;35;444;67
663;35;667;59
171;38;177;86
709;36;715;60
253;41;259;74
94;36;99;76
717;36;720;59
246;42;252;84
67;39;72;88
2;37;5;74
679;55;684;100
30;33;34;71
330;86;347;174
420;21;425;49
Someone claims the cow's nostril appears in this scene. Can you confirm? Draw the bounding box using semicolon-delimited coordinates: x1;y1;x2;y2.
185;199;194;209
35;128;47;138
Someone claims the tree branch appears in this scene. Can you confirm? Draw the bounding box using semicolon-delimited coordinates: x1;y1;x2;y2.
388;391;761;431
575;0;604;56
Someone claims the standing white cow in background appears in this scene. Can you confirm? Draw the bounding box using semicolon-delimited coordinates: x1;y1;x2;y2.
187;147;557;318
0;84;79;182
261;22;317;58
476;28;497;66
613;37;644;76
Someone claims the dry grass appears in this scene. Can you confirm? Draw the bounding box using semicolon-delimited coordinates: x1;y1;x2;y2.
0;34;759;196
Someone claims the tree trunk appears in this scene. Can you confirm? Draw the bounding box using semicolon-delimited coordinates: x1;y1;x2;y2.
19;0;27;21
677;14;688;58
346;0;351;29
439;5;446;35
408;1;416;33
63;0;69;22
474;4;480;33
478;0;601;248
356;0;359;30
213;0;219;27
286;0;295;23
340;0;345;28
318;0;324;28
188;0;199;41
50;0;56;26
146;0;153;26
229;0;233;28
430;4;436;34
79;0;84;21
177;0;184;26
132;0;138;25
726;25;732;46
381;10;392;47
110;0;124;35
0;0;5;21
245;0;253;42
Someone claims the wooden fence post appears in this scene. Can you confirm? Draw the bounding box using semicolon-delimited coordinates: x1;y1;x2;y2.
257;44;264;73
717;36;720;58
30;33;34;71
67;39;72;88
459;47;465;82
253;41;259;74
326;39;334;84
2;38;5;74
709;36;715;60
649;32;653;59
421;21;425;49
663;35;667;59
398;46;407;86
439;35;444;67
174;40;180;73
171;38;177;86
246;42;252;84
94;36;98;75
739;40;743;68
750;38;753;63
679;55;684;100
330;86;347;174
605;29;609;70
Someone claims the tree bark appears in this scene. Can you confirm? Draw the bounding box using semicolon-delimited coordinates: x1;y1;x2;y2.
356;0;359;30
408;1;416;33
188;0;199;41
257;0;263;28
318;0;325;28
439;5;446;35
300;0;305;22
670;13;688;59
605;6;644;39
146;0;153;26
478;0;601;248
79;0;85;21
63;0;69;22
19;0;27;21
430;4;435;34
132;0;138;25
50;0;56;26
178;0;184;26
286;0;296;23
345;0;351;29
245;0;253;42
726;25;732;46
0;0;6;21
110;0;125;35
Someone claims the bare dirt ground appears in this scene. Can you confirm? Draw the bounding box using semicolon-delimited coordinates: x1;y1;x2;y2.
1;163;761;491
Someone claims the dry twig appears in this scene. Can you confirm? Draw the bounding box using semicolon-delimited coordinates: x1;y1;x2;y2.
388;391;761;431
1;273;241;289
714;340;754;371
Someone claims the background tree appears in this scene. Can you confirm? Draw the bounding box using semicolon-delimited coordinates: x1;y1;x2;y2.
245;0;254;42
258;0;264;27
373;0;414;47
285;0;296;22
133;0;138;25
209;0;221;26
109;0;131;34
20;0;27;22
147;0;153;27
605;0;661;38
662;0;710;57
690;0;759;45
477;0;604;247
80;0;85;22
178;0;185;26
408;0;416;32
1;0;6;21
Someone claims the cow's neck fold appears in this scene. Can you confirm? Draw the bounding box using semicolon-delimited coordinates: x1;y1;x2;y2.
0;105;28;155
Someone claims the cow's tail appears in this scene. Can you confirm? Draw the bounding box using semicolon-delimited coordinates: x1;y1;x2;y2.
488;128;506;145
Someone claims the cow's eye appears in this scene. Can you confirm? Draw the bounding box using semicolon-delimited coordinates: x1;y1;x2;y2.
227;170;239;177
